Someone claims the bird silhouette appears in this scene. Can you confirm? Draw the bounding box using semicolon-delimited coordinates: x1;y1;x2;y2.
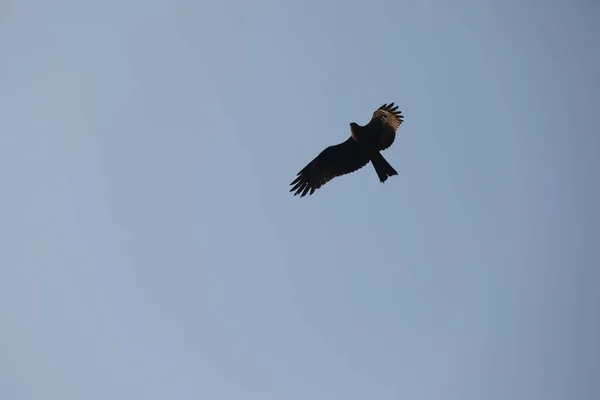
290;103;404;197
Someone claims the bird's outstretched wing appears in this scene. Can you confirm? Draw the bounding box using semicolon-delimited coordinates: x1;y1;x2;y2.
290;137;370;197
365;103;404;151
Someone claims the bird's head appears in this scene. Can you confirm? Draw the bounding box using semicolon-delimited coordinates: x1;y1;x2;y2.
349;122;360;140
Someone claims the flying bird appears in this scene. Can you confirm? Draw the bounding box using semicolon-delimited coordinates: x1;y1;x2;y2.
290;103;404;197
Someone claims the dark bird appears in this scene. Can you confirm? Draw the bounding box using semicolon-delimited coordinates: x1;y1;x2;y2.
290;103;404;197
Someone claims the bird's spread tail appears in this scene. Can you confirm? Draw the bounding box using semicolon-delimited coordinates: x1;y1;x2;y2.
370;152;398;183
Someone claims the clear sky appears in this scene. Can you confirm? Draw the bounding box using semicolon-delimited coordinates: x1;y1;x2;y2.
1;1;599;399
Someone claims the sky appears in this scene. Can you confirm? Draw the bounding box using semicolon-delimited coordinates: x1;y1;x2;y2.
1;0;599;399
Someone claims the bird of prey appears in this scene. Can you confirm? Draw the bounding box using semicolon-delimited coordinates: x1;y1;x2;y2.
290;103;404;197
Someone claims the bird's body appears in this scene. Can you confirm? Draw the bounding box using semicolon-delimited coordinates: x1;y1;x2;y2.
290;103;404;197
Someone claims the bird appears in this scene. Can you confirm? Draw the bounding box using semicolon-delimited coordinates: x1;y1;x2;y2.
289;103;404;197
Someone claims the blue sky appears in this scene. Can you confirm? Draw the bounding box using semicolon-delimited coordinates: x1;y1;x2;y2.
1;1;599;399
